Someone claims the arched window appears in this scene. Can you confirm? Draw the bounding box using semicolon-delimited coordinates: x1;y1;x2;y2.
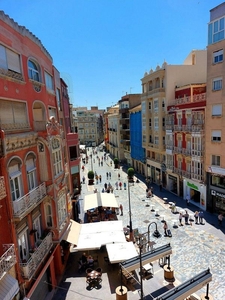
8;158;23;201
28;59;40;82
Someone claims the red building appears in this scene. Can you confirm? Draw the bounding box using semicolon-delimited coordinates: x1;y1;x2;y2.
166;84;207;209
0;11;80;299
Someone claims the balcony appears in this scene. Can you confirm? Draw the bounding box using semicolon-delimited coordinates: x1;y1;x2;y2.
173;167;182;176
192;150;203;157
182;170;191;179
174;147;182;154
192;125;204;132
166;145;174;151
13;182;47;220
20;232;53;280
182;148;191;156
0;244;17;280
166;164;173;171
192;173;203;181
174;125;182;131
182;125;192;131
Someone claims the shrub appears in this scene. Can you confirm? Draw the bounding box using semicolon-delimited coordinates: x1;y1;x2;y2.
128;167;135;178
88;170;94;179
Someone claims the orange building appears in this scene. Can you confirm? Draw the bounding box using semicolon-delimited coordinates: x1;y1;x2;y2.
0;11;80;299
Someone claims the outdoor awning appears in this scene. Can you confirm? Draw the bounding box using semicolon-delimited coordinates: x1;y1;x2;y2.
84;192;119;211
0;273;19;300
100;193;119;208
62;219;81;246
106;242;138;264
64;220;126;251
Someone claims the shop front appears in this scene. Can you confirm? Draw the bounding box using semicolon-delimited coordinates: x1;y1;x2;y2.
167;174;178;195
183;179;206;211
210;189;225;214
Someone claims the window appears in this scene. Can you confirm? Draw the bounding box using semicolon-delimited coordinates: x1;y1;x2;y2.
0;100;28;130
26;156;37;191
48;107;57;120
69;146;78;161
154;117;159;130
213;49;223;63
154;99;158;112
213;78;222;91
211;130;221;142
58;193;67;226
52;138;62;176
149;118;152;128
9;160;22;201
208;17;225;45
33;215;41;244
56;88;61;110
45;71;54;91
0;44;21;74
18;229;29;262
149;102;152;110
212;104;222;116
212;155;220;166
28;59;40;81
154;136;159;145
45;203;53;227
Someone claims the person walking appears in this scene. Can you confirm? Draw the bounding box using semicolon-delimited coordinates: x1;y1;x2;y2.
194;211;199;224
118;173;120;180
106;172;108;179
115;182;118;190
123;182;126;190
109;172;111;179
104;182;107;190
119;204;123;216
99;175;102;183
119;181;122;190
199;211;204;224
179;212;183;226
184;210;189;224
163;221;168;236
218;213;223;226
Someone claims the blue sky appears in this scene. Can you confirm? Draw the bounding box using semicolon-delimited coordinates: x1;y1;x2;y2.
0;0;222;108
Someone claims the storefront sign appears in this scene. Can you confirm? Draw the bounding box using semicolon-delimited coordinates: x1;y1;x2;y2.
187;181;199;191
211;189;225;199
169;174;177;181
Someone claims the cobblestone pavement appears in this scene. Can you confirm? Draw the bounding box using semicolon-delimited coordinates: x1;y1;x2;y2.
79;150;225;299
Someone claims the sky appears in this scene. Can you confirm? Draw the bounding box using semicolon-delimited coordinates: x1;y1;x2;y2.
0;0;223;109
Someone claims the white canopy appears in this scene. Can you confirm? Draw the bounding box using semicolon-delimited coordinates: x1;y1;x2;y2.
106;242;138;264
64;220;126;251
84;192;119;211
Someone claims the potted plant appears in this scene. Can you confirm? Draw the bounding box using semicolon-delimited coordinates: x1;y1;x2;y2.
88;170;95;185
114;157;119;169
127;167;135;183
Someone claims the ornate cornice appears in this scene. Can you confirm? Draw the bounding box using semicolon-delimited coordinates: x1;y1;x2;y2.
4;132;38;154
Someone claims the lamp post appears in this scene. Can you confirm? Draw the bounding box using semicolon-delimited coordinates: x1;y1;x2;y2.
137;237;144;300
147;222;161;250
127;177;133;242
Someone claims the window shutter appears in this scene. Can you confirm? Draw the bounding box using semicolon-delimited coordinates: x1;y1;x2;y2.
13;102;27;123
0;100;13;124
212;104;222;116
6;48;21;73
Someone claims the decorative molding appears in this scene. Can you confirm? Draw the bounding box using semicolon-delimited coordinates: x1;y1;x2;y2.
4;132;38;154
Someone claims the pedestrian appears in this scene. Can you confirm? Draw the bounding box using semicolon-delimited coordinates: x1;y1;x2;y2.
194;211;199;224
110;161;112;166
118;173;120;180
82;165;84;171
82;176;85;184
119;181;122;190
150;186;154;196
124;182;126;190
159;182;162;191
95;175;98;184
199;211;204;224
109;172;111;179
163;221;168;236
179;212;183;226
218;213;223;226
186;196;190;206
106;172;108;179
101;161;103;166
115;182;118;190
184;210;189;224
99;175;102;183
119;204;123;216
104;182;107;190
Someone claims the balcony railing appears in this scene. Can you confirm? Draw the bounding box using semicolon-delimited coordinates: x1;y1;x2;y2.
174;147;182;154
166;145;174;150
13;182;46;218
192;150;203;157
192;125;204;132
20;232;53;280
173;167;182;175
33;120;47;131
182;148;191;156
0;244;17;280
174;125;182;131
192;173;203;181
182;170;191;179
182;125;192;131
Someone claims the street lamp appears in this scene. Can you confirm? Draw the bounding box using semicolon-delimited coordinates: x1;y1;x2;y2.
147;222;161;250
136;236;144;300
127;177;134;242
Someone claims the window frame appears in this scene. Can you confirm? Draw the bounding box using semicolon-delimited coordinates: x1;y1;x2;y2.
213;49;223;64
212;104;222;116
213;77;222;91
28;59;40;82
212;155;220;166
211;130;221;142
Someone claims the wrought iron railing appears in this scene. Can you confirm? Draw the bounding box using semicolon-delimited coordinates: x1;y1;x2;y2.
0;244;17;280
13;182;46;217
20;232;53;280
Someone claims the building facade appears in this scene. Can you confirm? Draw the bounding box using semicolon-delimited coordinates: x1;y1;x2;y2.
205;2;225;214
0;11;77;300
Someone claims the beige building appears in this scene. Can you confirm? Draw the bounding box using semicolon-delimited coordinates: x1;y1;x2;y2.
73;106;105;147
107;105;120;158
141;50;207;194
205;3;225;214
